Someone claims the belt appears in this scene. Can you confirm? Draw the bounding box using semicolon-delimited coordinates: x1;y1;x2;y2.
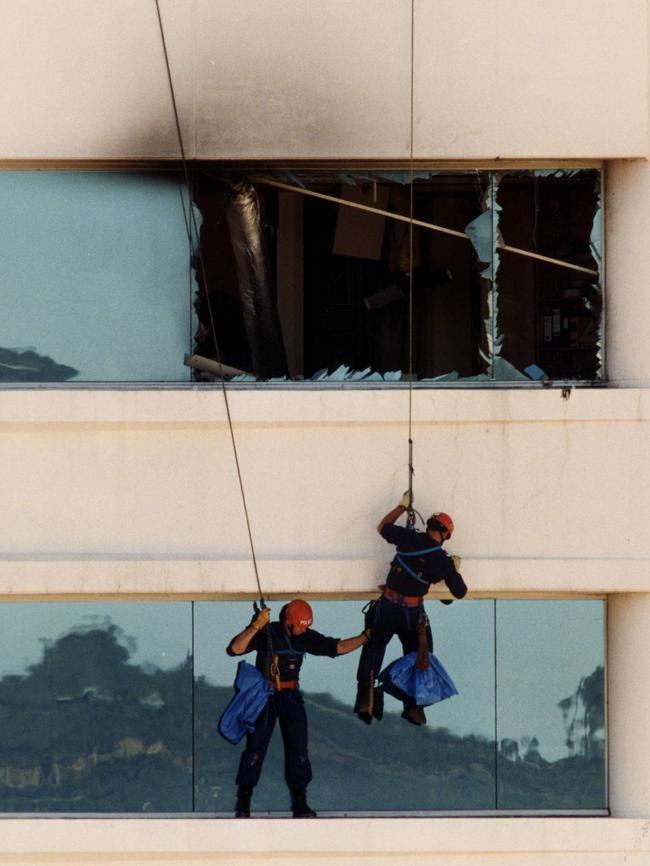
270;680;300;690
382;586;424;607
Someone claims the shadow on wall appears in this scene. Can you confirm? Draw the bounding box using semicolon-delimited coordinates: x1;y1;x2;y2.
0;620;605;813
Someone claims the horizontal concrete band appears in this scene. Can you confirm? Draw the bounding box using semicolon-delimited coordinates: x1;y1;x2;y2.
0;817;645;856
2;388;650;426
0;557;643;596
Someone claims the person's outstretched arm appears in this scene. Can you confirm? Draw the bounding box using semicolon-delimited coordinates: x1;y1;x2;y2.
336;629;371;655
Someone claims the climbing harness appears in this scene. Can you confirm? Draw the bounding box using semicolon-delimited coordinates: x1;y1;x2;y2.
394;545;442;584
155;1;266;618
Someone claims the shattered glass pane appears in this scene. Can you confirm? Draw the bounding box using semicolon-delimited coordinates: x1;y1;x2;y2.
496;170;602;381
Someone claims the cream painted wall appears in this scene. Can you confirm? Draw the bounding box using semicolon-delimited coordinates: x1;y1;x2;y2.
0;817;646;865
0;0;645;160
608;594;650;817
605;160;650;385
1;389;648;596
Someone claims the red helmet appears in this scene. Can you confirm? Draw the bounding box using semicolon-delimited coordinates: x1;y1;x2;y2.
428;512;454;539
284;599;313;629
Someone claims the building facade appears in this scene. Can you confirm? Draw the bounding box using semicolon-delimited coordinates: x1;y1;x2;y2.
1;1;650;863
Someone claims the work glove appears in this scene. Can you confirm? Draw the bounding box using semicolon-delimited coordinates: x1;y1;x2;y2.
452;555;462;571
251;607;270;631
399;491;412;509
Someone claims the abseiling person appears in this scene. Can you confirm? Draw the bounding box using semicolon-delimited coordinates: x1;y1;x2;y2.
227;599;369;818
355;493;467;726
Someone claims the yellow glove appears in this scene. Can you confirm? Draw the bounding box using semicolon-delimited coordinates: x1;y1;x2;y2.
399;491;412;509
452;555;462;571
252;607;270;630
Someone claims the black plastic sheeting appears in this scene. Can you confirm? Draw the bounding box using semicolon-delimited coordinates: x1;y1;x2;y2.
222;178;288;379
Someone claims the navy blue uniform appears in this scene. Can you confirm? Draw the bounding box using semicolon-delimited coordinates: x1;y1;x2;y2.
228;621;339;789
357;524;467;693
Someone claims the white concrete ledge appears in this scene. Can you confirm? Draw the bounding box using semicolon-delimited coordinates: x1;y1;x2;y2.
0;817;645;864
0;556;644;597
2;387;650;427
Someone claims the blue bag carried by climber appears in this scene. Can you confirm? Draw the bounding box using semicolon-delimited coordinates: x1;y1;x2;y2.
378;650;458;707
218;660;271;745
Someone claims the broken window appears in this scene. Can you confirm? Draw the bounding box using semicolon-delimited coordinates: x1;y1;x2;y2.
189;169;603;385
0;168;601;385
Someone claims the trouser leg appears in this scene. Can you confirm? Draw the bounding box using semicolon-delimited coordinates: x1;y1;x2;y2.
356;600;394;722
356;600;394;685
236;699;277;788
278;692;312;790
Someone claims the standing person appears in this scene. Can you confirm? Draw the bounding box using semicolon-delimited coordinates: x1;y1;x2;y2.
355;493;467;726
227;599;369;818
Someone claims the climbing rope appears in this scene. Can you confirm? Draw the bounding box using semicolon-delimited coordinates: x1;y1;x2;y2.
407;0;416;532
154;0;266;608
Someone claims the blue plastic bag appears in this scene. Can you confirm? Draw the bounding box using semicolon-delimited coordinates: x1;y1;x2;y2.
378;651;458;707
218;660;271;744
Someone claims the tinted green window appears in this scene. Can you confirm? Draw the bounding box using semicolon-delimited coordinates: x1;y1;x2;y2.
0;599;604;813
0;603;192;812
0;173;192;383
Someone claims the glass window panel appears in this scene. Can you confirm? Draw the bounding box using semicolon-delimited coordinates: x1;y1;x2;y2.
0;602;192;812
0;172;193;382
195;599;495;813
495;600;606;810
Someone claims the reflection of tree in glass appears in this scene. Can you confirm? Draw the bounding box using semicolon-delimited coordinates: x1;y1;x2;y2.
497;666;606;810
558;665;604;760
0;347;78;382
0;621;192;812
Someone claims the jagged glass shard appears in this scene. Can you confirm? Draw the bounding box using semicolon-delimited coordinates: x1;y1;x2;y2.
327;365;350;380
347;367;372;380
492;356;528;381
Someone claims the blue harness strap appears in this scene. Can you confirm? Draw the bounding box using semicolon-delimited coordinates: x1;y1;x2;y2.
395;545;441;584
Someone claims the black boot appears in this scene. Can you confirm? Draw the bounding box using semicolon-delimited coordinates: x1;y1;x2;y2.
235;785;252;818
290;787;317;818
401;700;427;726
354;682;373;725
372;686;384;721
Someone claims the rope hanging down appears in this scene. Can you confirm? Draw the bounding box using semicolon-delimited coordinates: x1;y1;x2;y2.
154;0;267;607
406;0;416;532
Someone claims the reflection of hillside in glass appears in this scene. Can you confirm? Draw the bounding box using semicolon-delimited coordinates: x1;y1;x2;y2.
197;665;605;814
0;623;192;812
0;618;604;813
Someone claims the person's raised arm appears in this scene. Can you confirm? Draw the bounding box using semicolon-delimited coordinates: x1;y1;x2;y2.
377;492;411;534
228;607;270;655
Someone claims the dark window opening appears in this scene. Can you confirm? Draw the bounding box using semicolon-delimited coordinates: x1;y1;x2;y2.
190;169;602;385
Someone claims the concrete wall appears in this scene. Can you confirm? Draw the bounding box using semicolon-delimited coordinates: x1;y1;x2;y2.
1;388;649;596
0;0;645;160
0;817;647;865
